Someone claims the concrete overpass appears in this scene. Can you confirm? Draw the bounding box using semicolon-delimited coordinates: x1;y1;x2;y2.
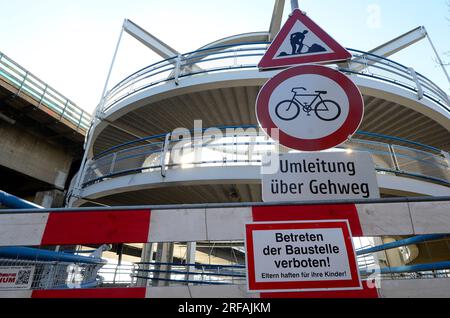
0;51;91;207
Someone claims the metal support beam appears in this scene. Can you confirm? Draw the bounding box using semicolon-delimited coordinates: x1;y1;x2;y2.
123;19;179;60
174;55;182;86
372;260;450;275
0;247;105;265
69;23;125;206
409;67;424;100
99;22;125;108
160;133;171;178
269;0;285;41
370;26;427;56
290;0;299;11
123;19;202;80
425;33;450;85
357;234;448;256
349;26;427;72
0;191;42;209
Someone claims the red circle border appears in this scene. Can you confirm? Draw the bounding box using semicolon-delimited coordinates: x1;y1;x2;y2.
256;65;364;151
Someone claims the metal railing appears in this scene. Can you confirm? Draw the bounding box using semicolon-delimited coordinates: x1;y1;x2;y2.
0;258;102;290
132;262;247;286
93;261;450;287
99;42;449;113
0;51;91;132
82;129;450;188
81;236;450;287
98;263;137;287
94;235;450;287
3;251;449;290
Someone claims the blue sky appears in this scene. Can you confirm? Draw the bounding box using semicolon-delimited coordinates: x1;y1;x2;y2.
0;0;448;112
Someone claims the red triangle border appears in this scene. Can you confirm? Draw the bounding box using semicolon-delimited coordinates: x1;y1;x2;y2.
259;9;352;69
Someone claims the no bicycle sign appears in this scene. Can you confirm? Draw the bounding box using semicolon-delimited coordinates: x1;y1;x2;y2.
256;64;364;152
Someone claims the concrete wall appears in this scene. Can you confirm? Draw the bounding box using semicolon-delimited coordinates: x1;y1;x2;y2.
0;123;73;189
145;279;450;298
145;285;258;298
34;190;65;208
145;280;450;298
379;278;450;298
3;279;450;298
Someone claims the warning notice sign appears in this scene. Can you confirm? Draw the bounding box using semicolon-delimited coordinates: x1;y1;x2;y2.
262;152;380;202
245;221;361;293
0;266;35;290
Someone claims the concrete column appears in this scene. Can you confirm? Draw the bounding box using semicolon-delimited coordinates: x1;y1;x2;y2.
153;243;174;287
371;237;385;268
185;242;197;284
0;124;73;189
137;243;153;287
34;190;65;208
382;237;405;268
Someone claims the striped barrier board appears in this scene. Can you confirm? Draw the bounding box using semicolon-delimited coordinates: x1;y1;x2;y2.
1;201;450;298
1;201;449;246
0;210;151;246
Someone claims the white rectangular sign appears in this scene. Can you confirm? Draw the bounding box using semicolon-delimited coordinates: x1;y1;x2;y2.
262;151;380;202
245;221;361;292
0;266;35;290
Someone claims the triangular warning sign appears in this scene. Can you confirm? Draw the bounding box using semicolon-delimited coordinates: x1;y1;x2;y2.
259;9;352;69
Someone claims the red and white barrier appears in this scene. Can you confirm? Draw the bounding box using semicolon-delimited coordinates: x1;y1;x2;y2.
1;201;449;246
0;210;151;246
1;201;450;298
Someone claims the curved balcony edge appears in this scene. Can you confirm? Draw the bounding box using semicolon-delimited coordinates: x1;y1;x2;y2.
70;129;450;207
84;43;450;160
100;44;449;115
85;68;450;160
72;166;450;208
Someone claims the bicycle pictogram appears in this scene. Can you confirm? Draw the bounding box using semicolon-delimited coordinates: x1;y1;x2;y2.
275;87;342;122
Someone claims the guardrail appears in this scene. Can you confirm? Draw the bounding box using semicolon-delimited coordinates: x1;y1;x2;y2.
100;42;449;113
0;51;91;132
107;260;450;287
16;252;446;289
3;257;449;290
81;129;450;188
132;262;247;286
0;258;102;290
